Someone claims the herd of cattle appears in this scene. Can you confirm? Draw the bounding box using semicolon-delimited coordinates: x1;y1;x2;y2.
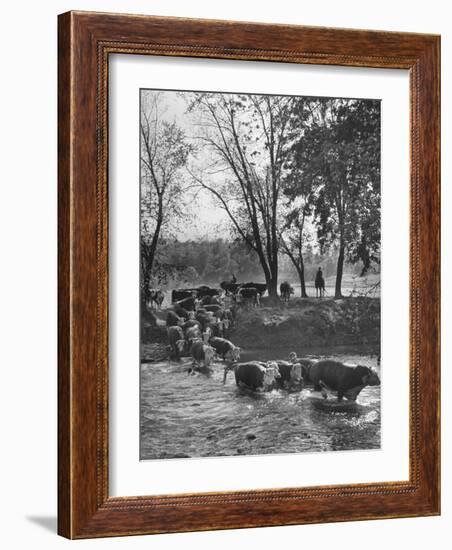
156;283;380;402
148;280;299;310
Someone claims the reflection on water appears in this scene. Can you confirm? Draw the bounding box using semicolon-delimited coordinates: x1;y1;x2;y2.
140;350;381;460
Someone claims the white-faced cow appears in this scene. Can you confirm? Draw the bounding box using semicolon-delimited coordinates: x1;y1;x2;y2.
167;325;184;360
223;361;280;392
190;340;215;371
209;337;241;361
272;360;304;390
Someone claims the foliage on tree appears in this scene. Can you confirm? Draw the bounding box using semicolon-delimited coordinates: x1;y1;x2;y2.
140;92;193;299
149;238;263;289
289;98;381;297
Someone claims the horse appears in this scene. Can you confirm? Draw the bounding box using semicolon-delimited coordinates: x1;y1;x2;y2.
315;275;325;298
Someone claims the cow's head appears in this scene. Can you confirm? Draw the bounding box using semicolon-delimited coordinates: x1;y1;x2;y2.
203;345;215;367
202;328;211;343
222;318;230;331
264;361;281;386
187;330;201;343
355;365;381;386
223;362;237;384
290;363;303;384
176;339;186;354
187;311;196;320
225;346;241;362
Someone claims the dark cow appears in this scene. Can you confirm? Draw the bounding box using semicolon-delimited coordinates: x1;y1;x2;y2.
167;326;185;359
173;303;190;320
199;295;213;306
210;320;227;338
175;296;198;311
236;287;259;308
190;340;215;370
209;337;241;361
272;360;303;390
223;361;280;391
171;289;198;303
220;281;240;295
240;282;267;296
181;319;201;332
308;360;381;402
166;310;183;328
203;304;223;314
279;281;294;302
196;286;220;298
149;289;164;308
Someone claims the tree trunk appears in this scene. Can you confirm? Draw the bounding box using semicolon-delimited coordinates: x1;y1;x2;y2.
267;278;279;301
147;213;163;277
335;243;345;298
298;257;308;298
268;254;279;300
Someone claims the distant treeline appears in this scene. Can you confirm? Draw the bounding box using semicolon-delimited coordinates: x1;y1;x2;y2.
149;237;368;290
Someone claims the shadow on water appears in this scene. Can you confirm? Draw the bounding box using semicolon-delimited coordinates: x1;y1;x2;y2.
140;348;381;460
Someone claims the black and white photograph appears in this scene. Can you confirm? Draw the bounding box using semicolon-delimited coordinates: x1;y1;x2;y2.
139;88;381;460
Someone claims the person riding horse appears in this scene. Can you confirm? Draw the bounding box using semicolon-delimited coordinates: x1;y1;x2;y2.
315;267;325;298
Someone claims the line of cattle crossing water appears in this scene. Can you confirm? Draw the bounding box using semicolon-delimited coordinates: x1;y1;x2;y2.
140;284;381;460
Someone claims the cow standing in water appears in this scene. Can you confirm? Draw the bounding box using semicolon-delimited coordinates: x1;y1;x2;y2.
315;267;325;298
307;360;380;402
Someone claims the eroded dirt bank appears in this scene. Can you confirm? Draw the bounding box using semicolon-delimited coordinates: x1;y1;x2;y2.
141;297;380;361
232;297;380;350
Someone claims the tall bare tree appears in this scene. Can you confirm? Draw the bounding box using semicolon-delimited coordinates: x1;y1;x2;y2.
187;92;295;298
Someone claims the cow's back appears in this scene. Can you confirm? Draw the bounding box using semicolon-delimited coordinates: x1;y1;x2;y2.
190;340;205;360
309;361;357;390
168;326;182;344
234;363;264;389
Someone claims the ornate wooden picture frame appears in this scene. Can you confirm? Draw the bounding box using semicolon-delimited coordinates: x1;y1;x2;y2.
58;11;440;539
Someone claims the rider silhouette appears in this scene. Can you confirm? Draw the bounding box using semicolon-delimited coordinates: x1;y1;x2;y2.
315;268;323;285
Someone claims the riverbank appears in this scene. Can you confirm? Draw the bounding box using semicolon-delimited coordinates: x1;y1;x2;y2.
141;297;380;361
233;297;380;349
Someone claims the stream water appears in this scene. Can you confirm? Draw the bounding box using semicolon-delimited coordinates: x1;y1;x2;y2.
140;349;381;460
